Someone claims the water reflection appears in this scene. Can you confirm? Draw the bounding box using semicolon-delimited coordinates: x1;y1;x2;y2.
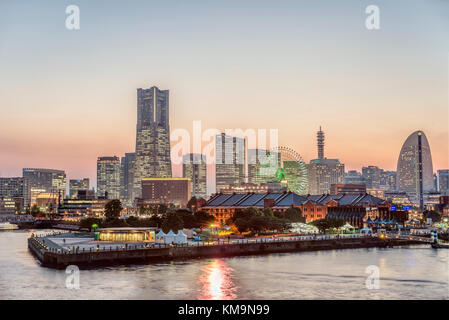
198;259;237;300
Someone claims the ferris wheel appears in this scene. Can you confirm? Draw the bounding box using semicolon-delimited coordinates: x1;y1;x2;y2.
271;146;308;195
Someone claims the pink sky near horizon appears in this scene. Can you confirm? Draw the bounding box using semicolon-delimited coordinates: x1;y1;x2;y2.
0;0;448;193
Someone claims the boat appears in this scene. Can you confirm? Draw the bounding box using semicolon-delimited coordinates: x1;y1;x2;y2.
0;222;19;230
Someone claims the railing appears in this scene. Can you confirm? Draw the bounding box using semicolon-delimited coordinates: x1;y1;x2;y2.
30;233;386;256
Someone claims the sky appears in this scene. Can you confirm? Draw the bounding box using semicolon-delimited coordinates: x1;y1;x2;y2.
0;0;448;193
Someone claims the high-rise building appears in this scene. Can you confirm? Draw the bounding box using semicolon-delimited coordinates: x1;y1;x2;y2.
0;177;25;213
307;127;344;194
97;156;121;200
0;177;25;198
69;178;90;199
183;154;207;199
317;126;325;159
132;86;172;199
396;130;434;208
438;169;449;195
379;170;396;191
308;159;345;195
362;166;381;189
247;149;280;184
215;133;246;192
120;152;136;205
23;168;66;206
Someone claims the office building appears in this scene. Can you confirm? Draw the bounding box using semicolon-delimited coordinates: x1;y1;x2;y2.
139;178;190;208
97;156;121;200
247;149;280;184
330;184;366;195
396;130;434;208
132;86;172;199
182;153;207;199
69;178;90;199
438;170;449;195
362;166;381;189
120;152;136;205
215;133;246;192
23;168;66;206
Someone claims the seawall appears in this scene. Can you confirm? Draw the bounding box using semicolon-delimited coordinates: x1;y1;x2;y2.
28;236;423;269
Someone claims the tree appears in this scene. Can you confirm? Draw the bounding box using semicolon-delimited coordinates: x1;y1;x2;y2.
104;199;122;220
176;209;196;229
282;207;306;223
234;218;249;233
79;217;103;231
193;210;215;230
423;210;441;223
186;197;198;212
311;218;345;233
30;204;42;217
161;210;184;233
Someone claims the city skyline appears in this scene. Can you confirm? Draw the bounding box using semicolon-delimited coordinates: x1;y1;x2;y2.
0;0;448;191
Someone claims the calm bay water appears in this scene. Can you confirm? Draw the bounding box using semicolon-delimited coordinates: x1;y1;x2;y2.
1;230;448;300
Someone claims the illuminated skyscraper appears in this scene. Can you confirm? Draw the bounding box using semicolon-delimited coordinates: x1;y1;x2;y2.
215;133;245;192
132;86;172;199
396;130;434;208
120;152;135;205
247;149;280;184
182;153;207;199
438;169;449;195
317;126;325;159
97;156;121;199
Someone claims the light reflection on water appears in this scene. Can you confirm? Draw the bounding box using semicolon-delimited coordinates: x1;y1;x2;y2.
1;230;448;300
198;259;237;300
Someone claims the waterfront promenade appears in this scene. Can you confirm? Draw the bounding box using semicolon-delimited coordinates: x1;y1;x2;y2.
28;232;427;269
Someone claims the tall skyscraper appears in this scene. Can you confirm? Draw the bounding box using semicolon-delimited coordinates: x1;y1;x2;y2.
23;168;66;205
317;126;325;159
97;156;121;200
307;127;344;194
438;169;449;195
182;153;207;199
69;178;90;199
120;152;135;205
396;130;434;208
215;133;246;193
132;86;172;199
247;149;280;184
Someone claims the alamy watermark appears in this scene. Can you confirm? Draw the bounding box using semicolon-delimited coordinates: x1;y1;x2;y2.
65;5;80;30
365;265;380;290
365;5;380;30
65;265;80;289
170;120;279;168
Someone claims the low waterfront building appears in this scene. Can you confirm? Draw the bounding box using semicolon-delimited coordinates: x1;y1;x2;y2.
202;192;388;225
96;227;156;242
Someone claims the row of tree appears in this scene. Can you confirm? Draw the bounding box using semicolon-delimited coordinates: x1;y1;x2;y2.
79;199;215;233
228;207;306;234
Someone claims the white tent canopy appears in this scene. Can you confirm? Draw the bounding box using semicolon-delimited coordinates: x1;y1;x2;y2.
164;230;176;244
156;230;166;238
175;230;187;244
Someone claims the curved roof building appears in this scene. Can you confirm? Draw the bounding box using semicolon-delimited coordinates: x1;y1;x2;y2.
396;130;434;207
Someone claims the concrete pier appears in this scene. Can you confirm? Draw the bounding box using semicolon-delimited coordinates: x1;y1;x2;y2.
28;234;423;269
